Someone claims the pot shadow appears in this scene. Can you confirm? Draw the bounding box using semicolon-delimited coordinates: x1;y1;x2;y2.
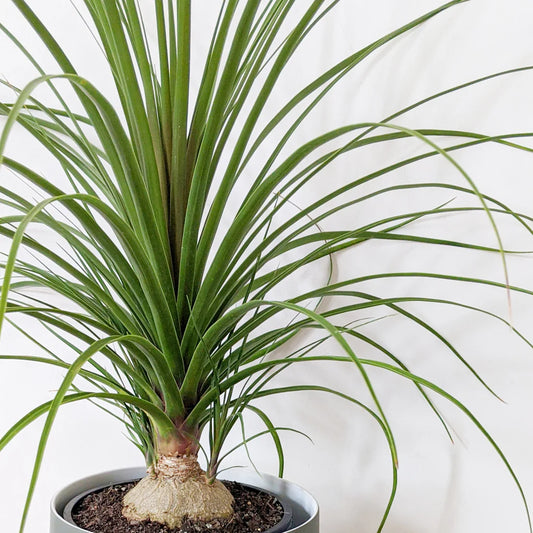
323;496;444;533
325;513;427;533
376;524;425;533
375;524;425;533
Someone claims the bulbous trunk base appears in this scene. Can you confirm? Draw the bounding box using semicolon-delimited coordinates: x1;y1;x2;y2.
122;455;234;528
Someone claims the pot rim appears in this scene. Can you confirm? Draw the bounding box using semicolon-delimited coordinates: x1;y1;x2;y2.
51;467;319;533
61;476;294;533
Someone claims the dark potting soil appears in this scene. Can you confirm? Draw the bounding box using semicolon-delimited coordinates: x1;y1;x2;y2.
72;480;284;533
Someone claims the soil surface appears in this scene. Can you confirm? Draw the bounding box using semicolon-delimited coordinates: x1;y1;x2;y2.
72;479;284;533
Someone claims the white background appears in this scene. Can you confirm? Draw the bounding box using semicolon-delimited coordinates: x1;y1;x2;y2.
2;1;533;532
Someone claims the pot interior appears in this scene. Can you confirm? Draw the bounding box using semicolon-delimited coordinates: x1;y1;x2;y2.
51;468;319;533
62;477;293;533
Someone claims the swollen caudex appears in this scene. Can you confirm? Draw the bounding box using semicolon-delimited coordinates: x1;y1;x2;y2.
122;455;234;528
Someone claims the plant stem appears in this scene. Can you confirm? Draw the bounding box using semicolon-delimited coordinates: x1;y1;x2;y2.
156;423;201;457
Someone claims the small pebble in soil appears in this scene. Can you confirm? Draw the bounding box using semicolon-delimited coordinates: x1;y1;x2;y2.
72;480;284;533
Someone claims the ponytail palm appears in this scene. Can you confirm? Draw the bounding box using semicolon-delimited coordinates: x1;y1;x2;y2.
1;0;532;531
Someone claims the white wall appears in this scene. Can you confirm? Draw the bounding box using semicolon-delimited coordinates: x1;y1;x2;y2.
1;1;533;532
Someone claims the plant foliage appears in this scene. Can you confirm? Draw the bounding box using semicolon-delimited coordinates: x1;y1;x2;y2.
1;1;532;531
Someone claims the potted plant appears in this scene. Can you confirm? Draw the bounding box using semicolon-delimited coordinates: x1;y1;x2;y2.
1;1;532;532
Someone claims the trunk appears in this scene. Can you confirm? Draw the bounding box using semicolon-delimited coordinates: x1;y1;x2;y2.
122;432;234;528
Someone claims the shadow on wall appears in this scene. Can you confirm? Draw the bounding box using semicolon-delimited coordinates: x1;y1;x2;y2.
327;447;462;533
325;510;428;533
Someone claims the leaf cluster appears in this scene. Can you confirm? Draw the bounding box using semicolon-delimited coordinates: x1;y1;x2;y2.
1;1;532;531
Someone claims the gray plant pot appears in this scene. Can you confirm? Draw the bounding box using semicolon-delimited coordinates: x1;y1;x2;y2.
50;467;319;533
